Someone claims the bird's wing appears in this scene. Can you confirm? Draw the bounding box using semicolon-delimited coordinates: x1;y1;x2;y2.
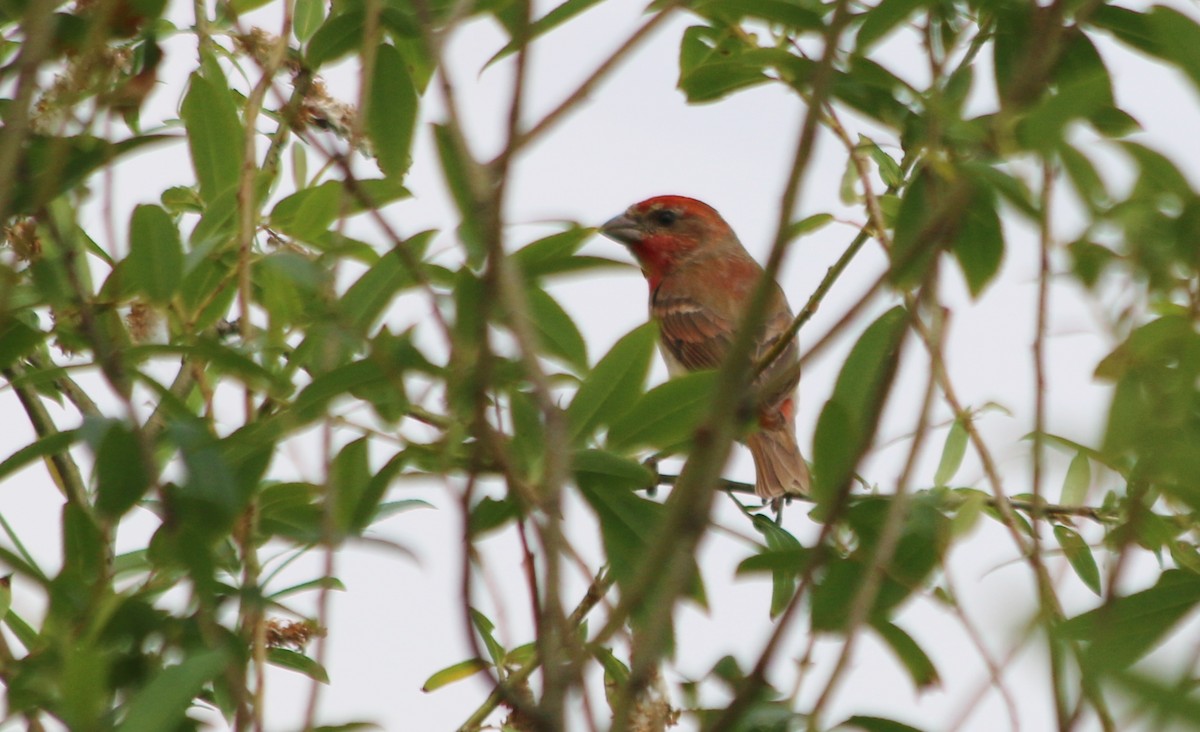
652;291;733;372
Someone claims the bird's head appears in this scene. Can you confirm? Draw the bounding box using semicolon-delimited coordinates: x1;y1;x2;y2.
599;195;735;288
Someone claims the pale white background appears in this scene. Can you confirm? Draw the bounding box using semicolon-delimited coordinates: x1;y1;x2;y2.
3;0;1200;730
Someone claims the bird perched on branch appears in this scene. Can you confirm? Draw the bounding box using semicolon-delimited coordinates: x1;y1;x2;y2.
600;195;810;501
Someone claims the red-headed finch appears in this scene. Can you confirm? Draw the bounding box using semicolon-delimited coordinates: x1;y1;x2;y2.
600;195;810;501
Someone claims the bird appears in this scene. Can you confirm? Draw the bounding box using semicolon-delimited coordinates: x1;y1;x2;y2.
599;195;810;501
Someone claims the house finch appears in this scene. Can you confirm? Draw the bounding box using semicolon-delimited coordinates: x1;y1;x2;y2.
600;195;810;500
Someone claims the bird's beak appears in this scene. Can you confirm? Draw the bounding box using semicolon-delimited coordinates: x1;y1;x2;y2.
599;212;641;245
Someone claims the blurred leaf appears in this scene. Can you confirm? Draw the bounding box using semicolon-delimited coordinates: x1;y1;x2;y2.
566;322;656;444
0;429;80;484
933;418;967;487
1089;6;1159;57
368;43;418;179
469;496;521;537
1060;570;1200;671
573;449;655;488
692;0;823;31
268;647;329;683
340;231;433;332
872;620;940;690
127;204;184;305
486;0;606;67
811;307;907;507
1059;143;1107;210
1061;451;1091;505
951;188;1004;297
607;370;716;453
1113;669;1200;729
306;9;364;68
94;420;150;519
294;0;324;41
526;287;588;372
677;26;769;103
0;319;43;370
269;181;343;241
1054;525;1101;596
331;438;370;535
786;213;834;241
421;657;489;692
749;515;805;617
856;0;927;52
115;649;228;732
180;72;243;202
433;124;486;266
837;716;928;732
1149;6;1200;95
7;134;174;218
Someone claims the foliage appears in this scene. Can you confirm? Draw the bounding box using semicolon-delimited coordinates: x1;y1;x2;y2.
0;0;1198;730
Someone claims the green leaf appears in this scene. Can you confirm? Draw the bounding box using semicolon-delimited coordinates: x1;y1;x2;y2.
749;515;805;618
526;287;587;372
1059;143;1108;210
469;496;520;537
306;9;365;68
294;0;324;41
933;418;967;487
127;204;184;304
421;657;489;692
811;307;907;507
837;715;928;732
486;0;606;67
1059;570;1200;671
872;620;940;690
269;181;343;241
0;319;43;370
470;608;506;667
856;0;927;52
566;323;656;444
1112;669;1200;729
607;371;717;453
331;438;370;534
951;189;1004;297
1089;6;1160;57
1054;525;1101;596
0;429;80;483
340;231;433;332
786;213;834;241
577;478;668;598
94;420;150;519
268;647;329;683
180;72;243;202
573;449;655;488
368;43;418;179
1149;6;1200;95
433;124;485;266
116;650;228;732
512;226;597;279
1061;451;1091;505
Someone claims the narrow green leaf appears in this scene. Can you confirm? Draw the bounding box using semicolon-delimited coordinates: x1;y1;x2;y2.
267;648;329;683
1054;525;1101;596
421;657;489;692
566;323;656;444
812;307;907;507
94;421;150;519
470;608;506;666
856;0;927;52
750;515;805;617
838;715;928;732
331;438;370;534
116;650;228;732
294;0;324;41
433;124;485;266
1061;451;1091;505
0;429;80;483
127;204;184;304
269;181;343;241
933;418;967;487
1149;6;1200;94
873;620;940;690
340;231;433;332
951;190;1004;297
486;0;605;67
306;9;364;68
607;371;717;453
180;72;243;202
368;44;418;179
1113;669;1200;729
526;287;588;372
0;319;43;370
786;213;834;241
1060;570;1200;671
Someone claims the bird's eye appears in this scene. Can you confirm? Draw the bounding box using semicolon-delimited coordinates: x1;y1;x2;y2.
651;209;680;227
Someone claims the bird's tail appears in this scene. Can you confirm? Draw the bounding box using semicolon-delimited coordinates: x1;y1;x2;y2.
746;428;811;501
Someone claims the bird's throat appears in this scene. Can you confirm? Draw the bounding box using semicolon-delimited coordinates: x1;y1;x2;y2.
629;235;692;290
